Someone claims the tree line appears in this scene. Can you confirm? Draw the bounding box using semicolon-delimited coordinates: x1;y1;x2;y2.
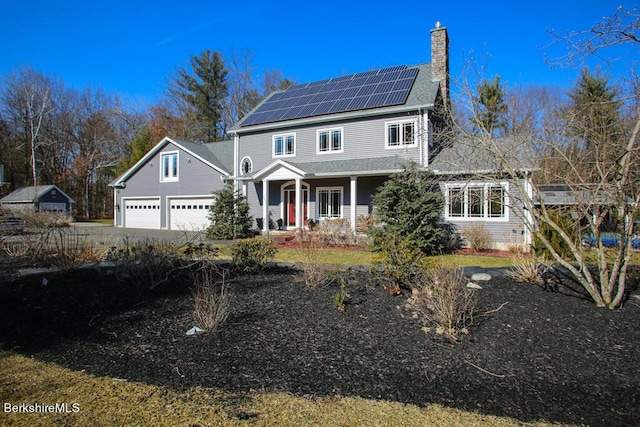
0;50;293;219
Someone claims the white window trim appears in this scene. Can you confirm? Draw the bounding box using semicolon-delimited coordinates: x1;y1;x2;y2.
316;127;344;154
272;132;296;158
240;156;253;175
316;186;343;219
385;119;417;149
444;181;509;221
160;151;179;182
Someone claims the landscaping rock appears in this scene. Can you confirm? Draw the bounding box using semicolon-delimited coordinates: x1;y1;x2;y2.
471;272;492;281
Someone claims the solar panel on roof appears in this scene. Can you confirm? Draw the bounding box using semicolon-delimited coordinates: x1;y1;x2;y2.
239;64;420;126
364;93;390;109
348;96;370;110
385;90;409;105
393;78;414;91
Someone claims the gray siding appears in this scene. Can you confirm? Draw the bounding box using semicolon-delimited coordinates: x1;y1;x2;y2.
238;112;423;173
115;142;225;227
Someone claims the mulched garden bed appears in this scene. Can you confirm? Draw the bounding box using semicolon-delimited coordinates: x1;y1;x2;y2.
1;253;639;426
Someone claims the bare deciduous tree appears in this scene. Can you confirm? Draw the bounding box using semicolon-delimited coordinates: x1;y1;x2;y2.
446;8;639;308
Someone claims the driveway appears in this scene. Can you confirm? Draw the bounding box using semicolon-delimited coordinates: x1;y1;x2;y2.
69;223;216;245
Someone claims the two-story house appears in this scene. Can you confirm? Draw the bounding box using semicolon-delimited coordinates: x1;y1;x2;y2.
231;25;450;234
111;24;535;249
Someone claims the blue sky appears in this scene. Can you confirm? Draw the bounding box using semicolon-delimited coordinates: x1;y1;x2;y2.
1;1;636;106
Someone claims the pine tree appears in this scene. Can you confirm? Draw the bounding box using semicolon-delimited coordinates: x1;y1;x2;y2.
568;67;622;150
116;128;155;175
473;76;507;136
368;163;444;255
206;182;253;240
170;50;228;141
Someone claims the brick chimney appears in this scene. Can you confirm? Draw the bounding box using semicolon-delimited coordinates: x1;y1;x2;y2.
431;22;450;109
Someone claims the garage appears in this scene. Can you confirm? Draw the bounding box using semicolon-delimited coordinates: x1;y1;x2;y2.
123;198;161;229
168;197;213;231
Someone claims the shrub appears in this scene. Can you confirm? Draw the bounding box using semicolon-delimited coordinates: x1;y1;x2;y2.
49;227;109;271
356;214;375;233
230;238;277;274
206;182;253;240
315;218;358;246
506;255;544;286
192;264;230;332
368;163;444;255
295;229;337;288
371;233;432;289
406;266;477;342
462;222;492;252
108;237;187;292
533;209;580;261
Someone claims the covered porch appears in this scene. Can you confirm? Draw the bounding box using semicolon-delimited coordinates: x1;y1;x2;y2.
243;159;393;233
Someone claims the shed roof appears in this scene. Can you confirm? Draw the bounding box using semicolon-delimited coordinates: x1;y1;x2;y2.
0;185;75;203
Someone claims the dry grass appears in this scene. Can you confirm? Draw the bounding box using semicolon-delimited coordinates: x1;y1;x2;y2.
0;349;563;426
506;256;544;287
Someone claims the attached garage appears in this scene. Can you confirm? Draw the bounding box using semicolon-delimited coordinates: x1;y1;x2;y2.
123;198;161;229
168;197;213;231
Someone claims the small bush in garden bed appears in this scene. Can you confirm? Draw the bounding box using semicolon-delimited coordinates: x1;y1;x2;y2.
107;237;189;293
230;238;277;274
192;263;230;332
406;266;478;342
371;233;432;290
295;229;338;289
462;222;492;252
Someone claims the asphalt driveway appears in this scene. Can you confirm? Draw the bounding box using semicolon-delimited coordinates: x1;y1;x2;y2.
69;222;216;245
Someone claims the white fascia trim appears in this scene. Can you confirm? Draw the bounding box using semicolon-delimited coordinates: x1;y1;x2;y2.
312;168;405;178
252;159;307;181
112;137;230;186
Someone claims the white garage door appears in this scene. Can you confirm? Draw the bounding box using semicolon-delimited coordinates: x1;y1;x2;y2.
169;197;213;231
123;198;161;229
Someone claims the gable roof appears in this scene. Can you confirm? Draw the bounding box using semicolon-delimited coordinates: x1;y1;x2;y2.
428;137;539;175
110;137;233;187
0;185;75;204
231;63;440;133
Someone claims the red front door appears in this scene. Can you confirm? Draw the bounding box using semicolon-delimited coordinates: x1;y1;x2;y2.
284;189;308;227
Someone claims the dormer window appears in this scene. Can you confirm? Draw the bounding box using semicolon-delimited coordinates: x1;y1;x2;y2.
161;151;179;182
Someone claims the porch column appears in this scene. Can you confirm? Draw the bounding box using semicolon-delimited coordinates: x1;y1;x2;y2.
262;179;269;233
295;177;302;229
350;176;357;233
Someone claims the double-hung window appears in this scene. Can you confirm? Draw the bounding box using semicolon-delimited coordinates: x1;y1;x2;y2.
386;120;416;148
161;151;178;182
273;133;295;157
445;183;508;220
317;187;342;219
317;127;343;153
